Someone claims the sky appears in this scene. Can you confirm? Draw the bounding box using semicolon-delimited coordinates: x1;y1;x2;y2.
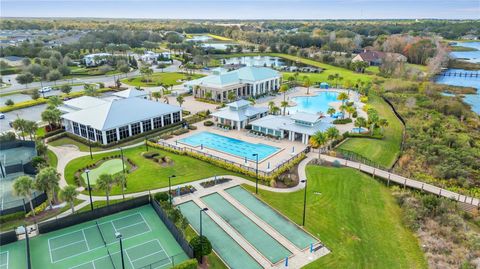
1;0;479;20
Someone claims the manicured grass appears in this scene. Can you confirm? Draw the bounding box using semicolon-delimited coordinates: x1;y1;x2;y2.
121;72;204;87
207;34;232;41
337;94;403;168
244;165;427;269
46;149;58;168
65;145;247;195
80;159;125;185
48;137;104;152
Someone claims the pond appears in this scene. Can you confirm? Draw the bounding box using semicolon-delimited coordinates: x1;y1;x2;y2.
186;35;212;42
202;43;234;50
450;42;480;63
222;56;310;69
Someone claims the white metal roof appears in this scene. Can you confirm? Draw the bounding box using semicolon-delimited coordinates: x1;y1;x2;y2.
211;105;268;122
62;97;181;131
113;89;148;99
290;112;321;123
62;96;108;111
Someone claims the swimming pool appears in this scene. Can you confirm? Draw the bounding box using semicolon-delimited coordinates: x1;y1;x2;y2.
287;91;339;114
178;131;279;161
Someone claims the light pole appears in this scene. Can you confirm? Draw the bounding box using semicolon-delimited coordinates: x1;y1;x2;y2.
168;175;176;205
115;232;125;269
87;125;93;159
301;179;307;226
199;208;208;264
145;133;149;151
119;147;126;189
85;169;93;211
252;153;259;194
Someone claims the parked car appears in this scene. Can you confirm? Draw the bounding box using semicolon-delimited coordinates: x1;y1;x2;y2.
39;86;52;93
0;113;5;119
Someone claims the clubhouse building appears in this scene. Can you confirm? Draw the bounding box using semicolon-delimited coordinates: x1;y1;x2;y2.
250;112;333;144
61;90;182;145
211;100;268;130
184;66;281;102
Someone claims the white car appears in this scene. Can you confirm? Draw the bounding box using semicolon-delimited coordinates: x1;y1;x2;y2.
39;86;52;93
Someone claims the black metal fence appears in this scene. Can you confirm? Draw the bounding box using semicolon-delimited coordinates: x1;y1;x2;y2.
0;140;36;151
0;192;47;216
150;199;194;258
336;148;389;171
38;196;149;234
0;230;17;246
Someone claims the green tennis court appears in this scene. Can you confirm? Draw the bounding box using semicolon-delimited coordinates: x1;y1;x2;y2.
0;205;189;269
80;159;124;185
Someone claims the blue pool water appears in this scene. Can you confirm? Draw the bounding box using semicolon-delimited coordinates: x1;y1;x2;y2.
287;91;340;114
352;127;368;133
179;131;279;161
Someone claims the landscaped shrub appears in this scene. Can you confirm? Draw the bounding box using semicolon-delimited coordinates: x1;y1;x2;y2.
142;152;159;159
26;202;47;217
158;134;174;140
203;120;214;126
0;211;25;224
190;236;212;262
154;192;169;202
360;96;368;103
172;128;189;136
188;125;197;130
333;118;353;124
199;178;231;188
171;259;197;269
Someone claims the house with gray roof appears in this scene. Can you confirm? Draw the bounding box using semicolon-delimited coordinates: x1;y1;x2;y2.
61;95;182;145
250;112;333;144
211;100;268;130
184;66;281;102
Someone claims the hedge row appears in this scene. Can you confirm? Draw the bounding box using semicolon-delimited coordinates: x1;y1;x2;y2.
147;141;306;181
172;259;197;269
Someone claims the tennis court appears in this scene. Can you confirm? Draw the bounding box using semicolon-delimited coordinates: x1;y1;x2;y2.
0;251;8;269
17;205;190;269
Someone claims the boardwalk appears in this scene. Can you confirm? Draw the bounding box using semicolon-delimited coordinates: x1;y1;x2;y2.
320;153;480;207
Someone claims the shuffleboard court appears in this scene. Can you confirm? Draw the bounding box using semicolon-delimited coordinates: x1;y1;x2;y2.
0;205;192;269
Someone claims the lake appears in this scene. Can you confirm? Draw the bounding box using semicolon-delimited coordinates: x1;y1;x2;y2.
435;42;480;115
222;56;310;69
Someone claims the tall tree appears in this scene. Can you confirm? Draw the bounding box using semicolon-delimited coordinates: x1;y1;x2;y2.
60;185;78;214
35;166;60;208
309;131;327;161
176;95;185;107
96;174;115;206
303;76;312;95
13;176;36;217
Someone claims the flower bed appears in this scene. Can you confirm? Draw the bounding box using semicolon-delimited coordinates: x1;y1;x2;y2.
200;178;232;188
169;185;196;197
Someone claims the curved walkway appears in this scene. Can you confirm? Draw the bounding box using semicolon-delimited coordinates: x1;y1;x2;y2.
49;143;479;214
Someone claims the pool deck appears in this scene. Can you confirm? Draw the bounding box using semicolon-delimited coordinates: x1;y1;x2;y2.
173;179;329;269
166;123;308;171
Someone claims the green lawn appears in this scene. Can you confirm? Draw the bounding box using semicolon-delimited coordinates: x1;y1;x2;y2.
121;72;204;87
80;159;125;185
337;94;403;168
64;145;248;195
48;137;104;152
245;165;427;269
46;149;58;168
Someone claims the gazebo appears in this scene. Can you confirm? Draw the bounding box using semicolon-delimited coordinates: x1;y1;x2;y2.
320;82;329;89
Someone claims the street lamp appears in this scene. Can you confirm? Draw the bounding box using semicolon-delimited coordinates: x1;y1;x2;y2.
301;179;307;226
87;125;93;159
199;208;208;264
119;147;126;191
168;175;176;205
145;133;149;151
252;153;259;194
85;169;93;211
115;232;125;269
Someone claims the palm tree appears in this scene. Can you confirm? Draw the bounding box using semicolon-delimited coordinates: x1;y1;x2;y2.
268;101;276;114
280;101;289;116
337;92;349;105
327;107;336;117
378;118;389;134
227;91;236;102
271;106;281;115
325;127;340;150
152;91;162;101
47;96;63;108
96;174;115;206
367;111;379;135
13;175;36;217
247;96;256;105
114;174;126;199
163;95;169;104
354;117;367;131
309;131;327;161
339;104;347;119
345;106;356;119
176;95;185;107
41;107;62;129
12;118;27;140
205;91;213;100
60;185;78;214
303;76;312;95
25;120;38;140
279;84;289;102
35;166;60;208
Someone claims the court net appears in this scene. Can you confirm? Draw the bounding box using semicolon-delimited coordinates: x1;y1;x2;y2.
95;221;116;269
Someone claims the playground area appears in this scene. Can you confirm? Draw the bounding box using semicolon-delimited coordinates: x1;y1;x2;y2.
1;205;189;269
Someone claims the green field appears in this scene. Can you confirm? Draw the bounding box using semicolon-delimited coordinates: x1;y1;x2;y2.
245;165;427;269
3;205;189;269
337;94;403;168
121;72;204;87
65;145;247;195
81;159;125;185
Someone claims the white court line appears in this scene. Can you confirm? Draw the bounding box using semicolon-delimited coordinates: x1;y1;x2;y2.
129;249;166;263
139;213;152;232
51;213;150;264
0;251;9;268
124;250;135;269
115;221;147;232
82;229;90;251
50;238;86;251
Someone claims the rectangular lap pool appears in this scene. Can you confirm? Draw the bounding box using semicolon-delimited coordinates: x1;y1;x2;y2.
178;131;279;161
226;186;318;250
